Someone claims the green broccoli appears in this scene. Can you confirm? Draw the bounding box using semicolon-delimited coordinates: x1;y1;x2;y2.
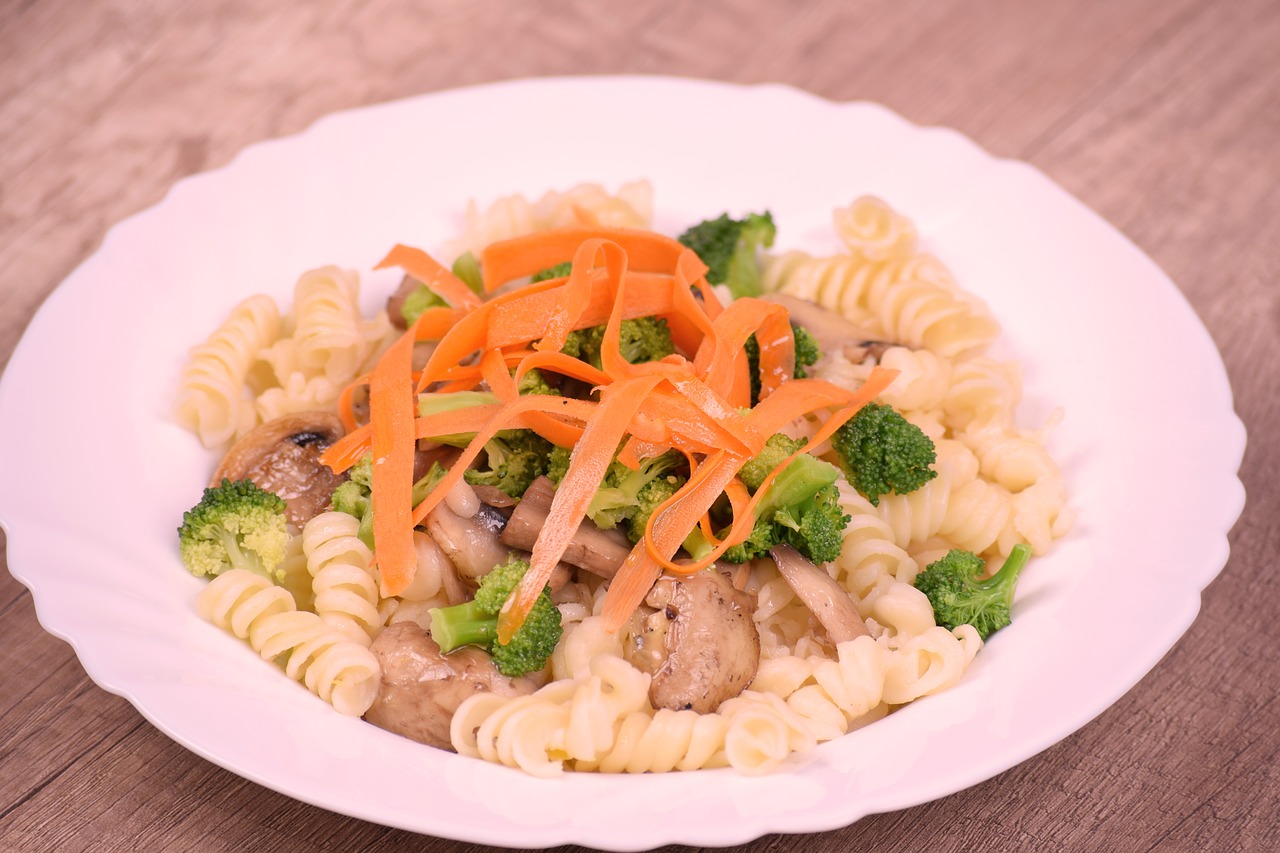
178;478;289;581
677;211;776;299
742;322;821;405
331;455;449;551
560;317;675;369
531;261;573;283
451;251;485;295
831;402;937;506
546;445;573;485
400;282;447;327
721;435;850;565
913;545;1032;640
464;429;555;498
544;446;686;542
516;367;559;397
429;557;563;677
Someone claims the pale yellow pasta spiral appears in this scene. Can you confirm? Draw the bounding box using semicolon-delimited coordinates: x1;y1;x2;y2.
175;294;281;447
447;180;653;259
301;512;381;643
197;569;380;715
881;625;983;705
833;195;918;262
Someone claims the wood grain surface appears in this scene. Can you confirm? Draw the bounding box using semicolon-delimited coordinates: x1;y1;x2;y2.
3;1;1278;850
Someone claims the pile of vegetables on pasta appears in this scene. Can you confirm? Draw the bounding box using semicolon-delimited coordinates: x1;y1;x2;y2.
178;209;1026;686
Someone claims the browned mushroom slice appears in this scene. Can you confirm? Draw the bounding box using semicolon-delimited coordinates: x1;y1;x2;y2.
761;292;884;361
425;501;518;582
211;412;346;527
769;545;868;644
364;622;536;750
500;476;633;579
385;273;419;330
623;568;760;713
843;340;895;365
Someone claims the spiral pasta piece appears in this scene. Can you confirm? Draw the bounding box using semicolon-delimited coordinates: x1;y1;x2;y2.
446;180;654;259
301;512;381;643
175;294;281;447
765;198;999;358
197;569;380;715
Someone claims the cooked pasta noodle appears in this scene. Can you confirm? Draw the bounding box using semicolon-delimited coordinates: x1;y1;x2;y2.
301;512;381;643
197;569;380;715
175;295;280;447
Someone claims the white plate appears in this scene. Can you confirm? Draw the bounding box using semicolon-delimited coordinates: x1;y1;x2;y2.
0;77;1246;849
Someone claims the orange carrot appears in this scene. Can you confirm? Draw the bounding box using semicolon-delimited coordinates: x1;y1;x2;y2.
480;226;689;292
497;374;664;643
367;325;419;597
375;244;481;312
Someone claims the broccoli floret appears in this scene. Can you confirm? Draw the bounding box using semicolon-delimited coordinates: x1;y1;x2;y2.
831;403;937;506
464;430;555;498
401;283;448;327
677;211;776;299
544;447;688;543
178;478;289;581
451;251;484;295
546;445;573;485
626;474;685;543
583;450;684;534
560;317;675;369
721;437;849;565
429;556;563;677
516;367;559;397
742;323;821;405
914;545;1031;640
737;433;805;491
531;261;573;283
330;455;449;551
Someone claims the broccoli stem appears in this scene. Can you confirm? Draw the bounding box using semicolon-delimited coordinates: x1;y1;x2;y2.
430;600;498;653
972;544;1032;604
215;528;262;575
756;452;838;514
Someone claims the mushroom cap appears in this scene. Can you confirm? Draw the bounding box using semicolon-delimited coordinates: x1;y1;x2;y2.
625;568;760;713
211;411;347;527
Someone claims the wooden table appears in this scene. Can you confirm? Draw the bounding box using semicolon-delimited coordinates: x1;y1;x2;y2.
3;1;1277;850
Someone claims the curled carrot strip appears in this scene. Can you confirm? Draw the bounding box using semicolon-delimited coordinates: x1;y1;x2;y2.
376;244;481;312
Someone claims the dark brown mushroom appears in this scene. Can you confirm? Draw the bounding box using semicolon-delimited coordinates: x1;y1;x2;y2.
622;568;760;713
364;622;536;750
769;545;869;644
211;412;346;527
500;476;633;579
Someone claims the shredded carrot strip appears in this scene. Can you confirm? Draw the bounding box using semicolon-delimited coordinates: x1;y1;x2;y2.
480;226;688;292
601;448;744;631
367;326;418;597
376;244;482;312
342;225;901;637
498;374;664;643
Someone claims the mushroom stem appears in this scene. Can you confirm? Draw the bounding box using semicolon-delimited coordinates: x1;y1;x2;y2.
769;545;869;644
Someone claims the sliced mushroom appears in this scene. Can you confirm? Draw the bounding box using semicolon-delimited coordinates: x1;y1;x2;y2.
623;568;760;713
843;340;895;365
761;292;881;361
769;545;868;644
364;622;536;750
385;273;419;330
211;412;346;527
425;501;516;582
500;476;633;579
